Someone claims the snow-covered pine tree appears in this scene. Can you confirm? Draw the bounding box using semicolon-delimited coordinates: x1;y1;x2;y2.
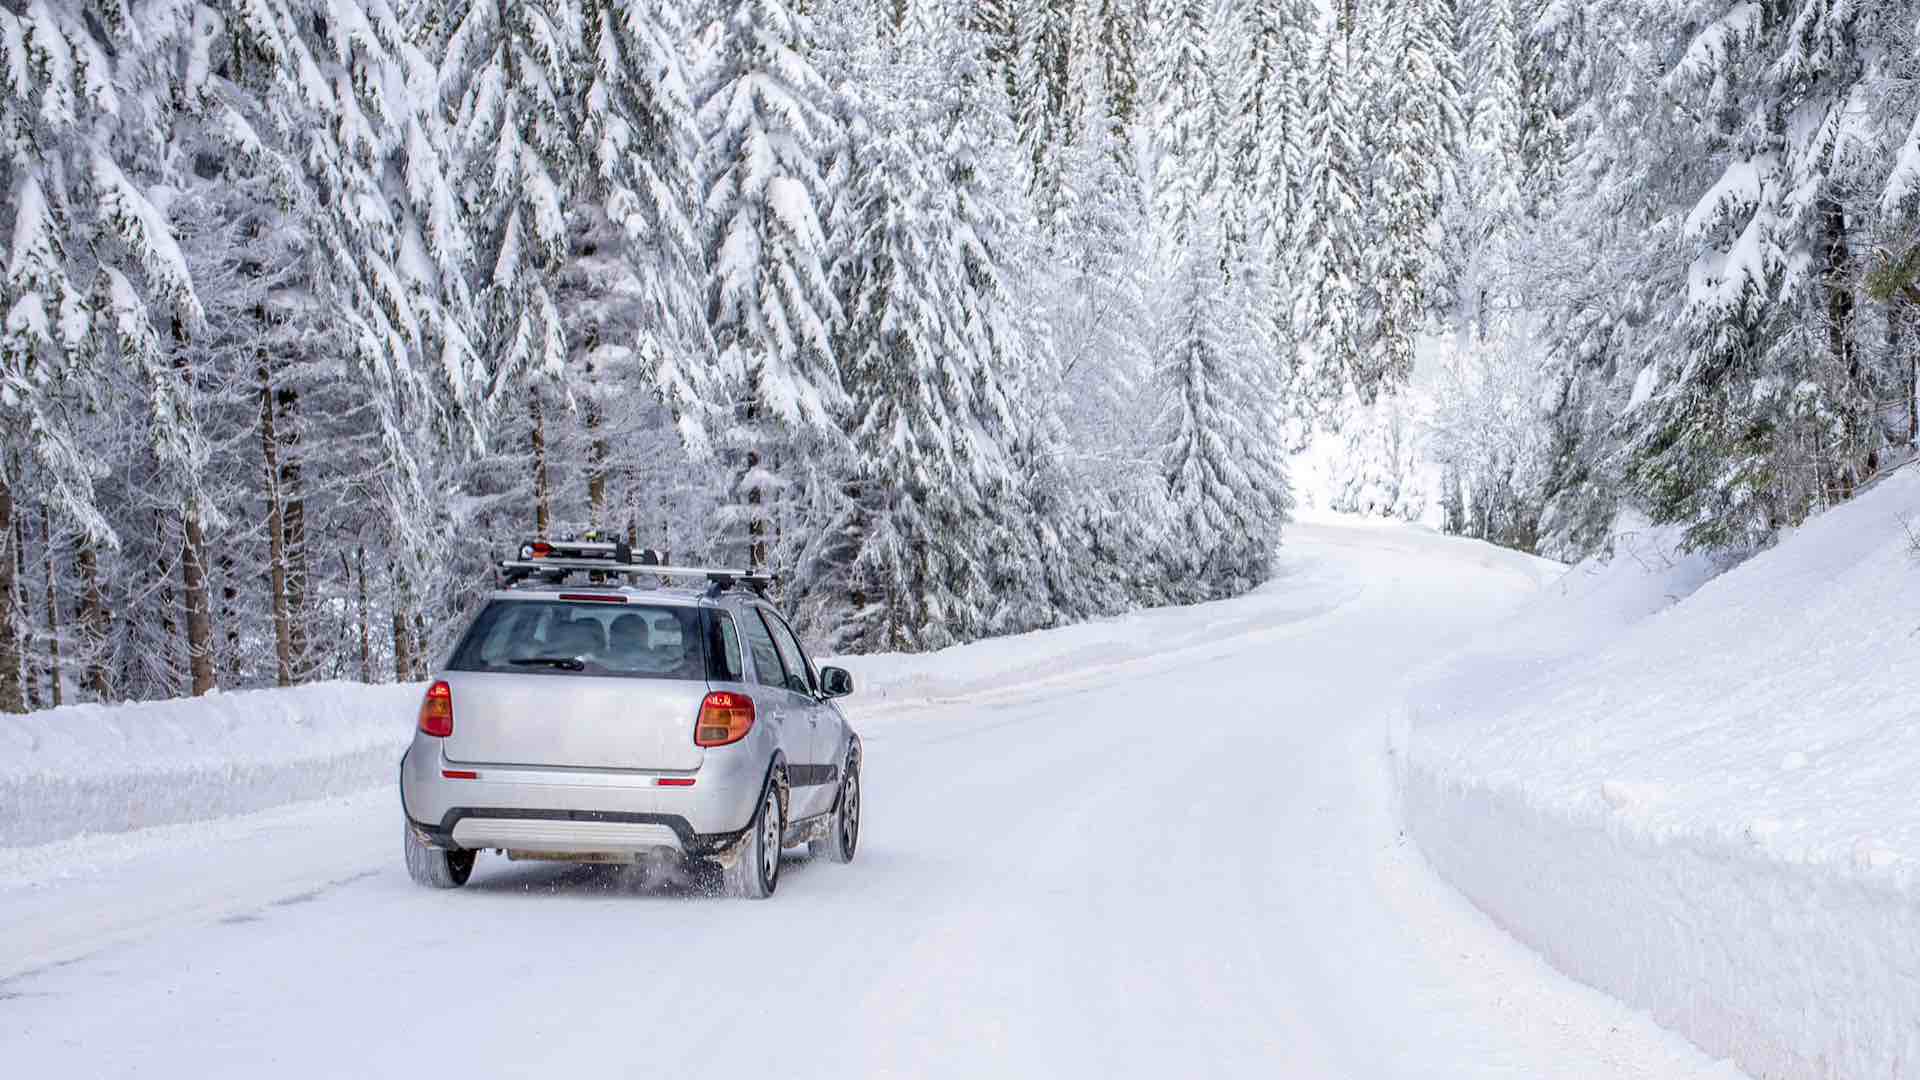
827;6;988;650
1036;46;1178;618
1623;2;1851;552
1223;0;1309;257
1156;208;1292;597
435;0;584;541
926;0;1061;639
0;2;144;708
562;0;712;531
693;0;844;568
1449;0;1526;341
1147;0;1220;251
1515;0;1568;215
1008;0;1075;221
221;0;483;686
1366;0;1461;391
1291;17;1369;413
1518;0;1914;557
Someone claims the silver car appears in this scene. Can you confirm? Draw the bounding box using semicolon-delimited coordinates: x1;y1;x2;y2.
399;541;860;898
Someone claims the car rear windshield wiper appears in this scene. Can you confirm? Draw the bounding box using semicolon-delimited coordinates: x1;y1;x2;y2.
507;656;586;672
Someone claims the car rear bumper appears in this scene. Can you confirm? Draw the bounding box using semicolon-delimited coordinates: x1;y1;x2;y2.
400;736;766;856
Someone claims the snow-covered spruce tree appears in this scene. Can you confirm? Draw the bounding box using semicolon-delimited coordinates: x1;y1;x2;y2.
1290;16;1370;416
1365;0;1460;391
576;0;709;446
1034;53;1180;618
0;2;136;709
818;7;990;650
1515;0;1568;216
1077;0;1142;142
694;0;844;568
435;0;584;540
1616;1;1881;553
217;0;486;686
1448;0;1526;341
1046;79;1155;500
1516;0;1917;558
1156;209;1292;598
1147;0;1221;251
1008;0;1075;220
935;3;1074;638
1223;0;1309;255
546;0;711;537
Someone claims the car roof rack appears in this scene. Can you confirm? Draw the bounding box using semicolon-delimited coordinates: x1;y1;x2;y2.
497;537;776;597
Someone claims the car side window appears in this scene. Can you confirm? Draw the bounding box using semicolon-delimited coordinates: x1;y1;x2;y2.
708;611;744;682
758;608;816;695
737;607;788;689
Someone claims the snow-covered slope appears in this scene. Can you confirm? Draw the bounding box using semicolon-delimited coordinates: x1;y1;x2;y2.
1403;471;1920;1080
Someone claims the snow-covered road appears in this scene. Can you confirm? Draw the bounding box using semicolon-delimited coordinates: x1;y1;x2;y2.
0;523;1739;1078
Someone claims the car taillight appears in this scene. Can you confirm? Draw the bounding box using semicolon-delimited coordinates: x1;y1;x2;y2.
418;680;453;738
695;691;754;747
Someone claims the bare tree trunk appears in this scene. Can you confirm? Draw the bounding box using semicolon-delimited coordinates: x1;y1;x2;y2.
218;549;241;683
76;538;108;699
1896;326;1912;447
586;400;608;530
180;502;216;697
0;474;25;713
390;567;419;682
261;369;293;686
413;612;430;680
278;386;309;680
356;545;372;683
625;463;641;547
391;608;412;682
1824;199;1864;498
0;474;21;711
530;390;551;537
742;377;766;568
13;507;36;711
41;508;59;708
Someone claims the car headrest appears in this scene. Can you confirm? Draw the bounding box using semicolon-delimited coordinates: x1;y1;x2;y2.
550;618;605;656
607;613;650;653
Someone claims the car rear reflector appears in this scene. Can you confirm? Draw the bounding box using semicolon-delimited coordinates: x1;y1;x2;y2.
694;691;754;747
442;769;478;780
418;680;453;738
557;593;626;603
657;777;696;787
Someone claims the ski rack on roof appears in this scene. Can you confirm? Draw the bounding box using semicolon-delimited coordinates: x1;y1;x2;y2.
497;537;776;597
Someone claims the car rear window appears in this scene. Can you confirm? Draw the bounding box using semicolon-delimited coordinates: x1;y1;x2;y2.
448;600;711;680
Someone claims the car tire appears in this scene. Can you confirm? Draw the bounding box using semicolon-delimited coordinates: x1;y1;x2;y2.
725;779;784;900
812;757;859;865
404;821;476;889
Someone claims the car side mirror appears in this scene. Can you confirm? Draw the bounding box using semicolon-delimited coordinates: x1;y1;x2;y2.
819;666;853;698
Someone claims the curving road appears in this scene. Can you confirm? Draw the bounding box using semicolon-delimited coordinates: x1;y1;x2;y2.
0;523;1739;1079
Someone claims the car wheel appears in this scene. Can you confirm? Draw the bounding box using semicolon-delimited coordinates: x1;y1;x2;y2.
404;821;475;889
725;780;784;899
813;758;859;864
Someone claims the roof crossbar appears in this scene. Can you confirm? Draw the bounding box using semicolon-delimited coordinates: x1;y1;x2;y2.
497;538;775;596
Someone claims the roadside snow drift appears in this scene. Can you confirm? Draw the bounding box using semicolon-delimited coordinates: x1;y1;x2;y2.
0;683;422;848
1403;473;1920;1079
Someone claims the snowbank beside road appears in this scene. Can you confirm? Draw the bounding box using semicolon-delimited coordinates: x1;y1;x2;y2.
0;683;421;848
1402;474;1920;1079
